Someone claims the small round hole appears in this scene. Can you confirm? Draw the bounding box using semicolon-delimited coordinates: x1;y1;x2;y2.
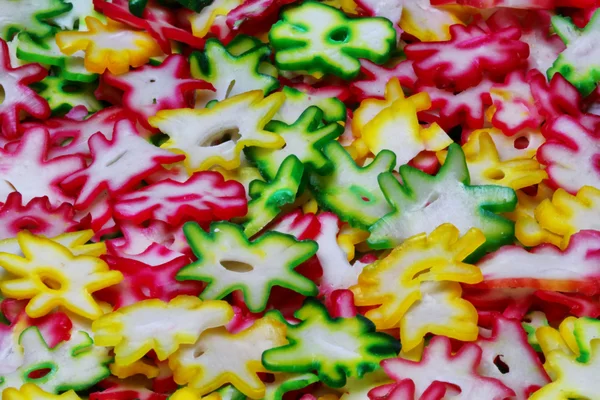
351;186;374;204
105;151;128;167
28;368;52;380
203;129;241;147
412;267;432;280
39;276;63;291
485;169;505;180
514;136;530;150
193;349;205;358
220;260;254;273
15;217;42;232
62;84;82;93
150;79;156;83
140;286;152;297
60;137;74;146
328;27;350;43
424;194;440;208
225;79;236;98
493;355;509;374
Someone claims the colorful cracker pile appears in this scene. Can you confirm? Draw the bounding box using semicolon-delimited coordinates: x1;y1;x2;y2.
0;0;599;399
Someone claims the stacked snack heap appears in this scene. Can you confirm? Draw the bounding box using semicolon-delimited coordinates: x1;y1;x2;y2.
0;0;599;399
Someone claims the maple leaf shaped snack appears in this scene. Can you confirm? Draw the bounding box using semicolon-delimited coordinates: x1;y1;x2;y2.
368;143;517;254
262;298;399;388
168;316;288;399
92;295;233;365
373;336;515;400
177;221;318;313
352;223;484;331
104;54;213;129
405;23;529;91
114;171;247;226
55;16;163;75
60;118;184;209
0;231;122;320
269;1;396;80
149;90;285;172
